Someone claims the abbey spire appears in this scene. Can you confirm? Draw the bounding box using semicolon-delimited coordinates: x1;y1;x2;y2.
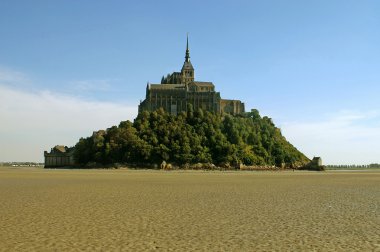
181;34;194;84
185;34;190;62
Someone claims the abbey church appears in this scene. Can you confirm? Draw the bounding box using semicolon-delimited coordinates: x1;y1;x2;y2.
138;37;245;115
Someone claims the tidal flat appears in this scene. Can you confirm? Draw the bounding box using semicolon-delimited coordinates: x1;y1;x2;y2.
0;167;379;251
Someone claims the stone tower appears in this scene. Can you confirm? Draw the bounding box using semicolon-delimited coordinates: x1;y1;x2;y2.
181;35;194;84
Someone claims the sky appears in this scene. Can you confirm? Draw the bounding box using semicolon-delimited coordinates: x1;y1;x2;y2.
0;0;379;164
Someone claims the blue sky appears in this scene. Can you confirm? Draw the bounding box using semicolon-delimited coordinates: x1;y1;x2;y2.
1;0;379;164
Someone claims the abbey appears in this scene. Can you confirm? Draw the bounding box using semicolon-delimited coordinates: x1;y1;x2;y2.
138;37;245;115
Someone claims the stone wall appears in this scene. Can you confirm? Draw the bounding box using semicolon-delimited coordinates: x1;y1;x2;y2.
220;99;245;115
44;145;75;168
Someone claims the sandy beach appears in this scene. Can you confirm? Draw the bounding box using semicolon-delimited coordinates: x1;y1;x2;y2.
0;167;379;251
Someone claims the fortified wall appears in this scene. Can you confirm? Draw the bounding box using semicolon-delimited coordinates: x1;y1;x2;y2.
44;145;74;168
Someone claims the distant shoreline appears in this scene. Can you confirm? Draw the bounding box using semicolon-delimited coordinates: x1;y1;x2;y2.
2;165;380;173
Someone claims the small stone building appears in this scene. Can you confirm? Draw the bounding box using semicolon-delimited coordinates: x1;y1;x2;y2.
44;145;75;168
311;157;322;166
138;36;245;115
302;156;324;171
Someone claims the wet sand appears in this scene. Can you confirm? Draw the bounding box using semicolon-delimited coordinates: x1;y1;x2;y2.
0;167;379;251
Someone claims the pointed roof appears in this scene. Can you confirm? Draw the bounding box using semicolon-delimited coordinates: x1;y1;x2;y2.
182;34;194;70
185;34;190;62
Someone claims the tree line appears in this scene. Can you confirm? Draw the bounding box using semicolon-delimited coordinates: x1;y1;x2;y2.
326;164;380;169
74;107;309;168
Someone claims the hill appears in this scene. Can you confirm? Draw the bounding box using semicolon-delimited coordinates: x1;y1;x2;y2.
73;107;309;169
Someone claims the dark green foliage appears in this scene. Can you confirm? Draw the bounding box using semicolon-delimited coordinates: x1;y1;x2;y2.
73;108;309;167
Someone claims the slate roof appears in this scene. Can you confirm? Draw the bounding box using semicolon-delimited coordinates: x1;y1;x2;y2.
149;84;186;90
53;145;67;153
193;81;214;87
